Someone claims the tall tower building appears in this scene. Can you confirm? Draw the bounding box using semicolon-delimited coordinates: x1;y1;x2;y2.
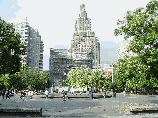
13;21;28;66
14;19;44;71
69;4;100;68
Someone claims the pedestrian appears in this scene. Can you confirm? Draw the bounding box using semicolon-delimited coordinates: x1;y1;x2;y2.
20;91;25;101
114;91;116;98
45;89;49;100
20;90;23;99
62;90;66;101
1;89;5;99
131;90;133;95
23;91;26;101
71;90;74;95
6;90;10;99
104;89;106;98
123;90;126;96
113;89;116;98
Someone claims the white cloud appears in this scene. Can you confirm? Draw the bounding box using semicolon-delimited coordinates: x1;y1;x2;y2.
11;5;14;8
0;0;21;21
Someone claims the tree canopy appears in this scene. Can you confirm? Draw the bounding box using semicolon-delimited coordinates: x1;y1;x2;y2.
0;65;47;90
63;68;112;91
0;18;26;75
114;0;158;89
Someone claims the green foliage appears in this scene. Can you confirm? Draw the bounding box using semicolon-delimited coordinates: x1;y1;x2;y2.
114;54;157;90
42;70;49;83
16;65;42;90
0;65;47;90
0;18;26;75
63;68;110;90
0;74;10;86
104;75;113;91
114;0;158;90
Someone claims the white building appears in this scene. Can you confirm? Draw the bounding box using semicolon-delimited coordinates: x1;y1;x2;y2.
69;4;100;68
118;40;137;59
14;18;44;71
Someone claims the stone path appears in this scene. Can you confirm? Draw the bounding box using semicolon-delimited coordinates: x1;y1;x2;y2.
0;93;158;117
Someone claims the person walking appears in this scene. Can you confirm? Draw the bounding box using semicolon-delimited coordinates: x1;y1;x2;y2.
104;89;106;98
20;90;23;99
62;90;66;101
131;90;133;96
113;89;116;98
45;89;49;100
123;90;126;96
1;89;5;99
6;90;10;99
23;91;26;101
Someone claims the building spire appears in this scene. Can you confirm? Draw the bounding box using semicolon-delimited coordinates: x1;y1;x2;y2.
79;4;87;18
80;3;85;12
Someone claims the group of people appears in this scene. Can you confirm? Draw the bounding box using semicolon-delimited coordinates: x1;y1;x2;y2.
44;89;66;101
1;89;10;99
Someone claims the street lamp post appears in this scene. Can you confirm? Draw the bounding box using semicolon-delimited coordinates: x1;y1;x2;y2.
111;63;116;98
106;63;114;83
112;63;113;83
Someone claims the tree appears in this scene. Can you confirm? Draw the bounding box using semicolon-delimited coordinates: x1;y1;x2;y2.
26;68;42;90
104;75;113;91
90;69;107;90
0;18;26;75
17;65;42;90
64;68;108;91
3;65;44;90
64;69;80;88
42;70;49;89
0;73;23;90
114;0;158;89
0;74;10;87
114;57;129;90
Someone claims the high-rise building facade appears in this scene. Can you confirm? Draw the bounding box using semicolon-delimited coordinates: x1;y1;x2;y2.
13;21;28;66
49;4;100;91
69;4;100;68
49;48;72;90
14;19;44;71
118;40;137;59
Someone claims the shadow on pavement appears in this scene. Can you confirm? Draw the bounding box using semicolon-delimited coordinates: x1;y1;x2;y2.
148;100;158;104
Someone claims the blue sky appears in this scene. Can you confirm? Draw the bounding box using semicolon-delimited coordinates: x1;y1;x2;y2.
0;0;3;4
0;0;21;21
0;0;150;70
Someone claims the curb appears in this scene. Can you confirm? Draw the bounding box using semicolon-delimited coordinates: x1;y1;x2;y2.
0;107;42;116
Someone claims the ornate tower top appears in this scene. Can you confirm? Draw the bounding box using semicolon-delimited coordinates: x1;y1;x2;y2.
80;3;85;11
69;4;100;68
79;3;87;18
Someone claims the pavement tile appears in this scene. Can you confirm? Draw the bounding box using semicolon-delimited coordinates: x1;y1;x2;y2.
0;93;158;117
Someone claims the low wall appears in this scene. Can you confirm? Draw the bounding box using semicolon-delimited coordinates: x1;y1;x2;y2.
0;107;42;116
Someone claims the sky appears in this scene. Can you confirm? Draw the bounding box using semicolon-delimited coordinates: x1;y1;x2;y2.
0;0;150;70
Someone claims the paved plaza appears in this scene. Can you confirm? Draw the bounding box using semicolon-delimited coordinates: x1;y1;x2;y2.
0;93;158;118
